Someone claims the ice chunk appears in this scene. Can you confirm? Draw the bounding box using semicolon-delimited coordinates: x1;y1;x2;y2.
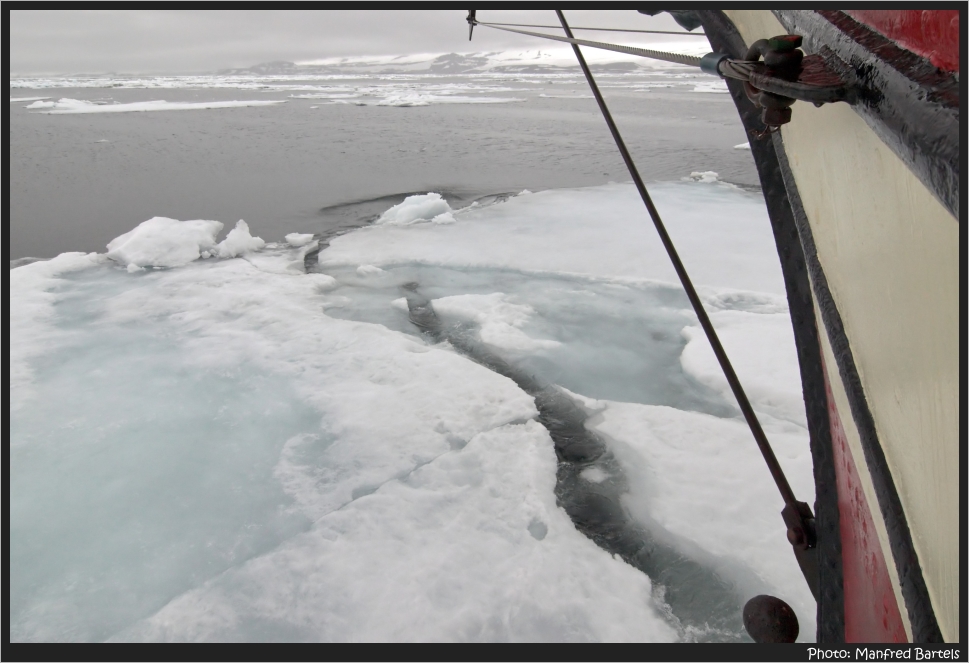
285;233;316;247
733;142;751;150
374;192;452;226
579;467;609;483
684;171;720;183
25;100;55;109
432;293;561;353
215;220;266;259
106;217;223;269
356;264;385;276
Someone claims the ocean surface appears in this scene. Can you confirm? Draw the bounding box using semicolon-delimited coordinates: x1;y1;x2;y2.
9;59;816;643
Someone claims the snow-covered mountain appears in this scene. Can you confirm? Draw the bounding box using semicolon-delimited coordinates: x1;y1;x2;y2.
218;43;710;76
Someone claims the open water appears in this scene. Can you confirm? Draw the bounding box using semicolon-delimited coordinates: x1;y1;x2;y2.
9;72;758;260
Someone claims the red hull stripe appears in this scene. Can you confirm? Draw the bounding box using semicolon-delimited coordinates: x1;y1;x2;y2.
823;359;907;643
845;10;960;72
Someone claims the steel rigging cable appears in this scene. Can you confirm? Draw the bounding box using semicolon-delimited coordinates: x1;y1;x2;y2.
472;21;708;36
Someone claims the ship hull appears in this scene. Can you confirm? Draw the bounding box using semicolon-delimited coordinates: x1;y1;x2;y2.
697;10;960;643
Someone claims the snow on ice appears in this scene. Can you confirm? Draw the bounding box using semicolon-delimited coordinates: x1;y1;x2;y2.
11;179;815;642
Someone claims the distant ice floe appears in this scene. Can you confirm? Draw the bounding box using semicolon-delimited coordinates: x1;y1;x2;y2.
26;98;286;114
10;96;50;102
372;93;523;106
291;86;525;107
692;81;729;93
734;142;751;150
684;171;723;184
538;93;594;99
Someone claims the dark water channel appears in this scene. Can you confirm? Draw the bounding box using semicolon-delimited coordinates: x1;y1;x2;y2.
398;281;750;642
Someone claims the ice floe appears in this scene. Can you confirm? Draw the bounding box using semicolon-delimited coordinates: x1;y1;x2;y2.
324;181;785;295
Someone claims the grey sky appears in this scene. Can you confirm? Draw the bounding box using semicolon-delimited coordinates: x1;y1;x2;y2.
10;10;691;75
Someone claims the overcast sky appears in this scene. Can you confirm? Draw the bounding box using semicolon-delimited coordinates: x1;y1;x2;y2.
10;10;694;75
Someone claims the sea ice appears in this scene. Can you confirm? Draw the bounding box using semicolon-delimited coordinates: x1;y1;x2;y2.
12;247;680;642
11;177;814;642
